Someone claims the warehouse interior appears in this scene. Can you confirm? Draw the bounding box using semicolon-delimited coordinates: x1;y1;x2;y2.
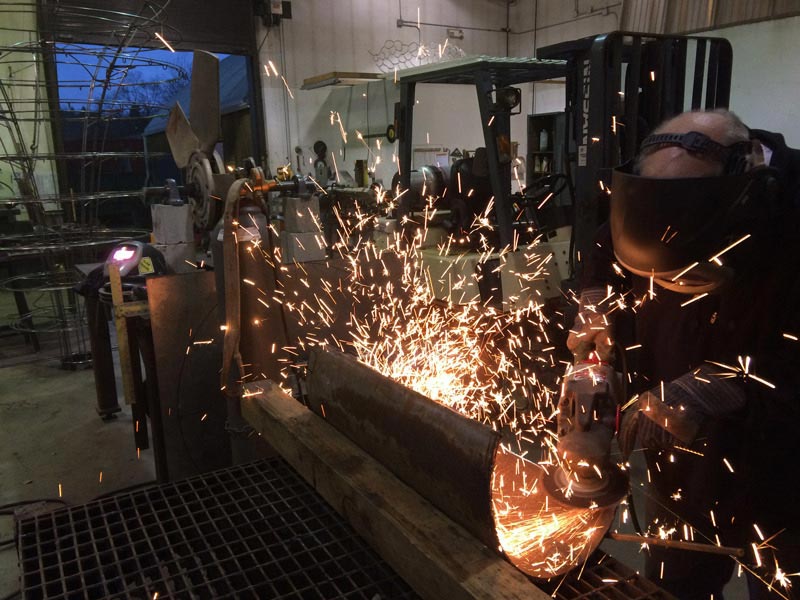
2;1;799;599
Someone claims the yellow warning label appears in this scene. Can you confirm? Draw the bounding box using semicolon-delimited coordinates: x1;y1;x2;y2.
139;257;155;275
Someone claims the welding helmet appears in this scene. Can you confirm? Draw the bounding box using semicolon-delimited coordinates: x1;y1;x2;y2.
610;160;778;294
104;241;167;279
100;241;168;301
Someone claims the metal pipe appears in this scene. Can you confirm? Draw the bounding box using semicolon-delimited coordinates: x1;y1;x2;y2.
506;1;510;56
86;294;120;418
396;17;507;33
306;348;501;549
510;3;622;35
608;532;745;557
396;0;508;34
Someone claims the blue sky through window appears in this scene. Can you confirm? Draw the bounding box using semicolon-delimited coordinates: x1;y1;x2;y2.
54;44;231;114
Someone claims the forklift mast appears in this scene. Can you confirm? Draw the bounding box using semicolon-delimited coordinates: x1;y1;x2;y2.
538;32;733;282
394;32;733;284
395;55;568;248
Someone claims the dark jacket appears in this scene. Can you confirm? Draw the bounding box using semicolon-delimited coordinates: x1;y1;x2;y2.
581;153;800;550
750;128;800;209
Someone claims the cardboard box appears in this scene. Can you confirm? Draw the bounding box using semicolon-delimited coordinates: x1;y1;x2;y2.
280;231;327;264
151;204;193;244
547;240;572;281
499;248;562;311
421;246;563;309
283;196;321;233
153;242;197;274
420;248;483;305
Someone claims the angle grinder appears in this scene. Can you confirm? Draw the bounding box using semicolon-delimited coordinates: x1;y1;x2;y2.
544;360;628;508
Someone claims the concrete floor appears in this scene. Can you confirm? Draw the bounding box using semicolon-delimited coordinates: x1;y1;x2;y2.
599;476;749;599
0;332;156;598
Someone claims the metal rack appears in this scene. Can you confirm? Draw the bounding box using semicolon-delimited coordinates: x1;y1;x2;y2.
0;0;184;363
0;227;148;367
0;4;186;226
0;270;90;368
17;458;419;599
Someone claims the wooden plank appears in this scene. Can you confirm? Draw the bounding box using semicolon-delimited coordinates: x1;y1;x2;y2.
241;382;551;600
109;264;136;405
301;71;383;89
114;300;149;318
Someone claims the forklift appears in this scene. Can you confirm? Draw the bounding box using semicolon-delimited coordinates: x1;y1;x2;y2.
394;31;733;289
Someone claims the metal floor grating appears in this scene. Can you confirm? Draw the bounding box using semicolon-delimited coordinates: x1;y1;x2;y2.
17;457;419;600
551;554;674;600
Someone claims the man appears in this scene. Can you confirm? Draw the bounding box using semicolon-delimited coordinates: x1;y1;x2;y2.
750;128;800;209
569;109;800;598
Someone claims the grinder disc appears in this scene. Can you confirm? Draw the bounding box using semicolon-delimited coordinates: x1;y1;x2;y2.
543;463;628;509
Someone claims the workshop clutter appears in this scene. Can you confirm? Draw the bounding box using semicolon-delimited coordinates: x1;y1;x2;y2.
151;204;196;273
279;196;327;263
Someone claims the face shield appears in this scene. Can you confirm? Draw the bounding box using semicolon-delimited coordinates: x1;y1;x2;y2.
610;162;774;294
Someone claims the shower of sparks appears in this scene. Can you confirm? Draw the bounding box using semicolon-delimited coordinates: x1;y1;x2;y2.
492;447;616;578
537;192;554;211
354;130;377;164
706;356;776;389
154;32;175;53
330;111;348;144
709;233;751;262
330;152;341;182
231;140;797;590
680;292;708;307
280;75;294;99
237;175;618;576
308;176;328;195
671;261;699;281
754;543;764;568
512;160;524;194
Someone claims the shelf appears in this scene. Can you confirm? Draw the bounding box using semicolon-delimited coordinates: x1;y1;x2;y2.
528;112;563;190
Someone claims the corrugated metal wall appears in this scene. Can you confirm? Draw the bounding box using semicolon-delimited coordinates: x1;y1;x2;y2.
621;0;668;32
622;0;800;33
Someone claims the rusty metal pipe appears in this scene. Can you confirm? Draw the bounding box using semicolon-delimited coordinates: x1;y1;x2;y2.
306;347;501;549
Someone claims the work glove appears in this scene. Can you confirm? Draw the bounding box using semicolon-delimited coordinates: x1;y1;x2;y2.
556;361;623;469
618;365;746;459
567;287;614;362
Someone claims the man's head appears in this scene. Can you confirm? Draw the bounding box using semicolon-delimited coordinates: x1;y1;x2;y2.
611;109;773;294
636;109;764;178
